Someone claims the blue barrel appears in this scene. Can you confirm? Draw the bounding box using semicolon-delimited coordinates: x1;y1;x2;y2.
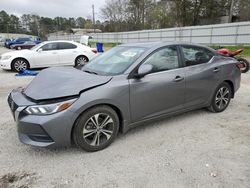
96;43;104;53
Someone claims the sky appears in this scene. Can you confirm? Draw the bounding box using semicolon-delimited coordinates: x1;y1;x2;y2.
1;0;106;19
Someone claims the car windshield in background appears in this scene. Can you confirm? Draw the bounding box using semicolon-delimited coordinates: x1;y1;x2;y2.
83;46;146;76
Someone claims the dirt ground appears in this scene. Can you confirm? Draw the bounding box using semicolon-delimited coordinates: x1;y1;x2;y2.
0;47;249;188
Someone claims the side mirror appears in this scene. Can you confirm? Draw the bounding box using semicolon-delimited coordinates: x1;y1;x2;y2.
37;48;43;53
134;64;153;79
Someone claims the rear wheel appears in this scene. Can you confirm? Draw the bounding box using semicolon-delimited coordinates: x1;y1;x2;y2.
73;106;119;152
208;82;232;113
237;58;249;73
11;58;29;72
75;56;89;67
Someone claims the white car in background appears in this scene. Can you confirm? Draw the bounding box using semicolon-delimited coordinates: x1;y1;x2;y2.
0;40;97;72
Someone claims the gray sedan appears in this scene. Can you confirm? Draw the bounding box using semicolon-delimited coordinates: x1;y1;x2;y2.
8;42;241;152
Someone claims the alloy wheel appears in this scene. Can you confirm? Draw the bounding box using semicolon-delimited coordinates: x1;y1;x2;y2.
76;56;88;66
83;113;114;146
14;60;27;71
215;87;230;110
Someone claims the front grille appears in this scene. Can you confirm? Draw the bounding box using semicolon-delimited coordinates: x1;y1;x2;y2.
7;95;18;112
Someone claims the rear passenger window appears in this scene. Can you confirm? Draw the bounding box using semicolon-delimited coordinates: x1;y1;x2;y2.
58;42;77;50
181;46;214;66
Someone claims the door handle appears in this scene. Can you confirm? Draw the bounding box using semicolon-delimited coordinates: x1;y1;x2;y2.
213;67;220;73
52;52;57;54
173;76;184;82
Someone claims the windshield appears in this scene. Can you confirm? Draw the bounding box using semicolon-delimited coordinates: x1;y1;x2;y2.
83;46;146;76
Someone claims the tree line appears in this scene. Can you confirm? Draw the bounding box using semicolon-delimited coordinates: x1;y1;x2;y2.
0;10;104;38
0;0;249;37
101;0;250;31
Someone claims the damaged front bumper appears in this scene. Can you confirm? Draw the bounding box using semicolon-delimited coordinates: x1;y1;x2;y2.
7;88;78;148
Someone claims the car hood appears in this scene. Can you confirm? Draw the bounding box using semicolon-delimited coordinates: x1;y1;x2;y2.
2;49;33;56
23;67;112;101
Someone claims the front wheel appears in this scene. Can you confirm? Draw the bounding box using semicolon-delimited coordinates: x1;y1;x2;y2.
73;106;119;152
208;82;232;113
237;57;249;73
11;58;29;72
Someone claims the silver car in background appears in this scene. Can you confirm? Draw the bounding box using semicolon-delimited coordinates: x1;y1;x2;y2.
8;42;241;152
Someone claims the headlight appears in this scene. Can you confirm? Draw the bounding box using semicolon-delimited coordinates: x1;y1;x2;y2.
24;98;77;115
1;55;12;60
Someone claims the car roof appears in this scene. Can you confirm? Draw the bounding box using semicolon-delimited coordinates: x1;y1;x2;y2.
17;37;31;39
120;41;214;51
43;40;77;44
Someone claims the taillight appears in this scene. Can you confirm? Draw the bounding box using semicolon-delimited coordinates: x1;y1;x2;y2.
236;63;242;70
91;49;97;54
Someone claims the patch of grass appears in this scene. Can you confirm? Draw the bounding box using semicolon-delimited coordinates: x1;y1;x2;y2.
89;42;250;58
89;42;119;51
210;46;250;58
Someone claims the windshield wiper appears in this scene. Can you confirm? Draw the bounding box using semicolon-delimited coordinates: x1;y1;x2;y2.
83;70;98;75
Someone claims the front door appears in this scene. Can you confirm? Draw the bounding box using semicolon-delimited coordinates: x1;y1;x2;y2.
129;46;185;122
35;42;59;67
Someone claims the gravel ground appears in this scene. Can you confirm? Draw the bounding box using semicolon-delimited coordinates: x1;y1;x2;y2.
0;47;250;188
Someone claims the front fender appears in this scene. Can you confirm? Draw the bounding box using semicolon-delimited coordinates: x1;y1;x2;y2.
69;79;131;132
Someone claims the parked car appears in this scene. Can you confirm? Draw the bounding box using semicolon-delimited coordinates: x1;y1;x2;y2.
5;37;40;48
7;42;241;152
0;38;7;46
0;40;97;72
4;38;12;48
10;41;37;50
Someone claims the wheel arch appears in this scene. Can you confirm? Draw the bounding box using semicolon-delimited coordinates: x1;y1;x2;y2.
75;55;89;63
11;57;30;70
224;80;235;98
70;103;125;145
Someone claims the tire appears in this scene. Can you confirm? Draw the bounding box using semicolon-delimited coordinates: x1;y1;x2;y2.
208;82;232;113
73;105;119;152
11;58;30;72
237;58;249;73
75;56;89;67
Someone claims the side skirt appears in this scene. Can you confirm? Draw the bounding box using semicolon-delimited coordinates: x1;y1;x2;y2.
123;104;208;133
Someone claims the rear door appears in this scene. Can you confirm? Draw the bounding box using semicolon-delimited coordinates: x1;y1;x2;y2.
57;42;78;65
34;42;60;67
129;45;186;122
180;45;222;108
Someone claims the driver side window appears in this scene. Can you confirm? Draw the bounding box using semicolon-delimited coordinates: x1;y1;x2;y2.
144;46;180;73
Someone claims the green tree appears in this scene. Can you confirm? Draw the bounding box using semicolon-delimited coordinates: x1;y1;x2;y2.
237;0;250;21
76;17;86;28
0;10;10;33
